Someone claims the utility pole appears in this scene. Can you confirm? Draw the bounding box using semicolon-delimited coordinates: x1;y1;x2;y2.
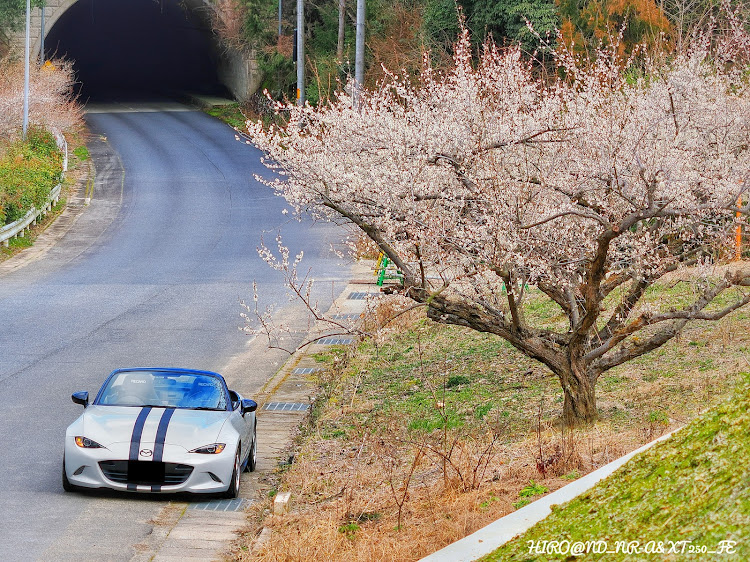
23;0;30;140
40;3;45;65
296;0;304;106
354;0;365;106
278;0;282;38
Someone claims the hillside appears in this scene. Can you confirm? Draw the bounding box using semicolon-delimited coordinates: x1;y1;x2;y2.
212;0;708;105
484;376;750;561
235;285;750;560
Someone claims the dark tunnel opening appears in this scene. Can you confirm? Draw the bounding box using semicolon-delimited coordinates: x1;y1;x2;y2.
45;0;227;102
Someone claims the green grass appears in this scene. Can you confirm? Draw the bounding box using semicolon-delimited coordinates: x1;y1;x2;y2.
513;480;550;510
312;325;548;437
482;374;750;561
338;522;361;540
309;298;748;441
8;235;32;248
204;103;248;131
1;234;32;258
73;145;89;161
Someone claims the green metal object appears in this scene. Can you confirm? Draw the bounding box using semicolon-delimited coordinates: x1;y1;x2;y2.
375;253;403;286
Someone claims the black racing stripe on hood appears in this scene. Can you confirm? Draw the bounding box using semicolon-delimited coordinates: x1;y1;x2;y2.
152;408;175;463
129;406;152;461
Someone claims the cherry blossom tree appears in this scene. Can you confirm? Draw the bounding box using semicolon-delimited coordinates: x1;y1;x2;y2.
249;19;750;426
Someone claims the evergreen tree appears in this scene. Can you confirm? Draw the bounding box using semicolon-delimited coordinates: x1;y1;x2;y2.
0;0;44;48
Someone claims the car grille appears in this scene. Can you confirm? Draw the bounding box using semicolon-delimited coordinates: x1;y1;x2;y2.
99;460;193;486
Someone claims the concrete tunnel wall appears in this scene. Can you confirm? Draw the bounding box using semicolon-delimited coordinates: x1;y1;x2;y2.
9;0;261;102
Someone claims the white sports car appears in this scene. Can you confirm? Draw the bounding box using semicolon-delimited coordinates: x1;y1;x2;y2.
63;368;257;497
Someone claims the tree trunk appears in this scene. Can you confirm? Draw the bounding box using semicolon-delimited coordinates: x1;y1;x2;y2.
337;0;345;62
559;365;598;427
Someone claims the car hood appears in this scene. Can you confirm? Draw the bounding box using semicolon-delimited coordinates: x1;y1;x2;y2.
80;405;230;449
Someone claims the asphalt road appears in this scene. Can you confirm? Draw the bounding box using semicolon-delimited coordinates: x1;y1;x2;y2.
0;101;349;560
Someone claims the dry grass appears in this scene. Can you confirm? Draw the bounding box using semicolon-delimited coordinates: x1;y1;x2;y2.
237;421;647;560
232;282;750;561
210;0;247;52
0;57;83;144
366;4;429;88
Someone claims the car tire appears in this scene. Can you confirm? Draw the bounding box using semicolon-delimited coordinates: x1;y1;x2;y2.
62;457;76;493
223;448;241;499
245;427;257;473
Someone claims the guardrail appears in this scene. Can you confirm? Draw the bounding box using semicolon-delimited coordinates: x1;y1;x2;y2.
0;130;68;249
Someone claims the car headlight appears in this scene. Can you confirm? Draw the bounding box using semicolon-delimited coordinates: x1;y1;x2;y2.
189;443;226;454
75;436;104;449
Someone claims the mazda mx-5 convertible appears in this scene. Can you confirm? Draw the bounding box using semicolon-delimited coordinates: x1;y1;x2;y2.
63;368;257;497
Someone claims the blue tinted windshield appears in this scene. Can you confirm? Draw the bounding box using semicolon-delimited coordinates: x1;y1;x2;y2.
96;370;229;410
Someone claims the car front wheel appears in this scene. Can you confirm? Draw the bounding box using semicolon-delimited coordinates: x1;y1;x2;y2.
245;427;257;472
223;448;241;498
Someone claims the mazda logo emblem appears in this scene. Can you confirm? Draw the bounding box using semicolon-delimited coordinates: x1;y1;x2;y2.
139;449;153;457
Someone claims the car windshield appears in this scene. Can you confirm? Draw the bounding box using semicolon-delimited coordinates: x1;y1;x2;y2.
96;371;228;410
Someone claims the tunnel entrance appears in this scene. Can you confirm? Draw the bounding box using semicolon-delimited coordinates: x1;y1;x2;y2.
45;0;227;102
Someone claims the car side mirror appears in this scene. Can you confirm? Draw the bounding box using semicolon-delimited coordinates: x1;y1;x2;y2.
228;389;240;410
241;399;257;414
72;391;89;408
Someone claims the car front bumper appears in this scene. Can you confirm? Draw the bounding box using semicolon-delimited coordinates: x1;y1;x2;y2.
64;438;236;494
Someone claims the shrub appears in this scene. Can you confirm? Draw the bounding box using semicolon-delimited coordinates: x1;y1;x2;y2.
0;57;83;141
0;128;63;225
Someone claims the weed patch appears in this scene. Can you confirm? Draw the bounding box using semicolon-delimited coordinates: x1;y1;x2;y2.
204;103;249;132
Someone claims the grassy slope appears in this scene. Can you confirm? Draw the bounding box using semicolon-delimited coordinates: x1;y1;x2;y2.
484;376;750;561
238;280;750;560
